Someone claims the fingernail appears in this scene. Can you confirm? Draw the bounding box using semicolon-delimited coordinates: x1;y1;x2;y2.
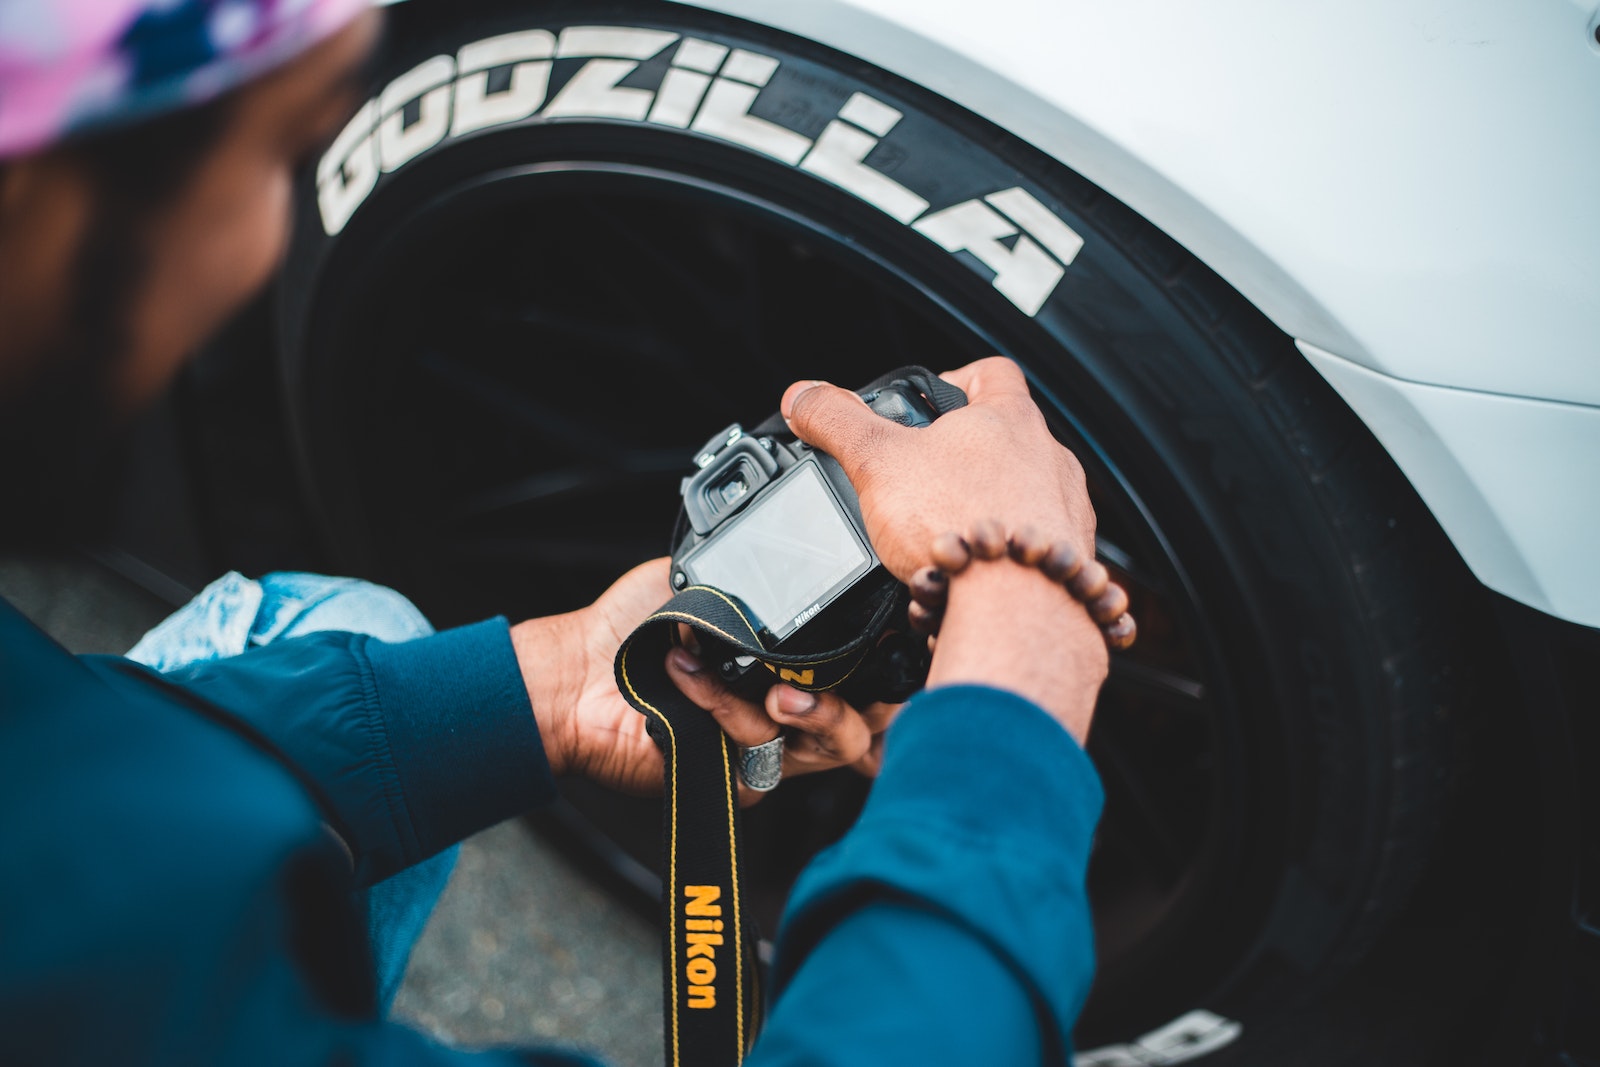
776;685;817;715
781;380;828;419
668;648;703;674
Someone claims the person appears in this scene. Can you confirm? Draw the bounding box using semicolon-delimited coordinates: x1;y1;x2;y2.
0;2;1108;1064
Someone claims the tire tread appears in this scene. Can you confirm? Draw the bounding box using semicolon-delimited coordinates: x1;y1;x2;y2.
1145;227;1471;978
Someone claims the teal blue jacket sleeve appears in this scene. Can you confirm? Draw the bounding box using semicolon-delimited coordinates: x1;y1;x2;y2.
2;600;591;1066
80;617;557;886
752;685;1103;1065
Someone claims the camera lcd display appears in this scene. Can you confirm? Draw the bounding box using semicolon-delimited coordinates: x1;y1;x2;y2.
683;461;871;637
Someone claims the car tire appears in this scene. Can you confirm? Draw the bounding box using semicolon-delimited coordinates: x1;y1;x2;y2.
276;3;1473;1060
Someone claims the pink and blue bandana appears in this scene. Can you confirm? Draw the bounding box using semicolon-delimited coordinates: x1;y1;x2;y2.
0;0;370;160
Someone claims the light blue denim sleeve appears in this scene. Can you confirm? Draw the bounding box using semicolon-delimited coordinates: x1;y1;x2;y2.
127;571;435;668
128;571;457;1014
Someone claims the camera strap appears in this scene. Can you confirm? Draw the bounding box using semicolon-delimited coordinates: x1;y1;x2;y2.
612;365;963;1065
613;584;897;1067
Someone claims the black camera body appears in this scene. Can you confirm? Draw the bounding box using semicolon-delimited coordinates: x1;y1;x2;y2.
668;368;965;707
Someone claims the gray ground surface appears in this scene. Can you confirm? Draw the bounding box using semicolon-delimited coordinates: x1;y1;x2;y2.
0;553;662;1067
393;821;660;1065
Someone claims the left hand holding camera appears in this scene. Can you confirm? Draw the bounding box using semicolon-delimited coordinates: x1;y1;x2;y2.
510;558;893;800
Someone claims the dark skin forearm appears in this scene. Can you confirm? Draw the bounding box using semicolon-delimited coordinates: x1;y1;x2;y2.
926;559;1107;743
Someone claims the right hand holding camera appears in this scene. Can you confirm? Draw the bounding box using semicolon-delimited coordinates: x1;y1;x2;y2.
781;357;1107;741
781;357;1096;582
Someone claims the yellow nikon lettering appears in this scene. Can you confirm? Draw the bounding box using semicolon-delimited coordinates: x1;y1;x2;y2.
777;667;814;686
686;932;723;957
684;885;722;916
683;885;724;1009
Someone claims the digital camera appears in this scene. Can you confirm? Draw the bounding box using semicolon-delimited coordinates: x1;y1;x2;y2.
668;367;966;706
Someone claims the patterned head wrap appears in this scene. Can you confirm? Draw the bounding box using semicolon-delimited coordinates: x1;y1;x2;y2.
0;0;370;159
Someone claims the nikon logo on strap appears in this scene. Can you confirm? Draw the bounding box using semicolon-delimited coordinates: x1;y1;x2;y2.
685;885;725;1009
614;590;765;1067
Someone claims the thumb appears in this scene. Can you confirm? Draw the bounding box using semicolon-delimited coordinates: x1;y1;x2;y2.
781;380;895;476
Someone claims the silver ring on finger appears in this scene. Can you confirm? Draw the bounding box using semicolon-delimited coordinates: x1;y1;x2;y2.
737;735;785;792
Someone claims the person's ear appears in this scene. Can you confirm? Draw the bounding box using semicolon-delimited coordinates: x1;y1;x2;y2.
0;149;87;244
0;153;50;227
0;155;31;237
0;150;94;388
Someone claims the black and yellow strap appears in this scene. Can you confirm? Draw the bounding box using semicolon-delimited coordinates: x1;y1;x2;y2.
613;584;890;1067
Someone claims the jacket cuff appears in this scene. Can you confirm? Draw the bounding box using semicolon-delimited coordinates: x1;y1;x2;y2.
360;618;557;864
772;685;1103;1053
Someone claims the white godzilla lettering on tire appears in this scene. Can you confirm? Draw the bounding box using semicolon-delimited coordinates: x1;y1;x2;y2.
452;31;555;136
648;38;727;127
317;99;379;237
688;48;810;164
913;186;1084;316
378;54;453;172
1075;1011;1243;1066
543;26;678;120
316;26;1086;317
799;92;928;224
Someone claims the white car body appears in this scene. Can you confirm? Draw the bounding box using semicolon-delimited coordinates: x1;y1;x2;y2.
377;0;1600;627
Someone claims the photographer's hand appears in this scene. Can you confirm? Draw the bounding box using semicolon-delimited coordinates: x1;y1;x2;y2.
510;559;892;800
781;357;1106;740
783;357;1093;579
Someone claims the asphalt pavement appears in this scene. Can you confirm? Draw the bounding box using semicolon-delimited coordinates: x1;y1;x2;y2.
0;553;662;1067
